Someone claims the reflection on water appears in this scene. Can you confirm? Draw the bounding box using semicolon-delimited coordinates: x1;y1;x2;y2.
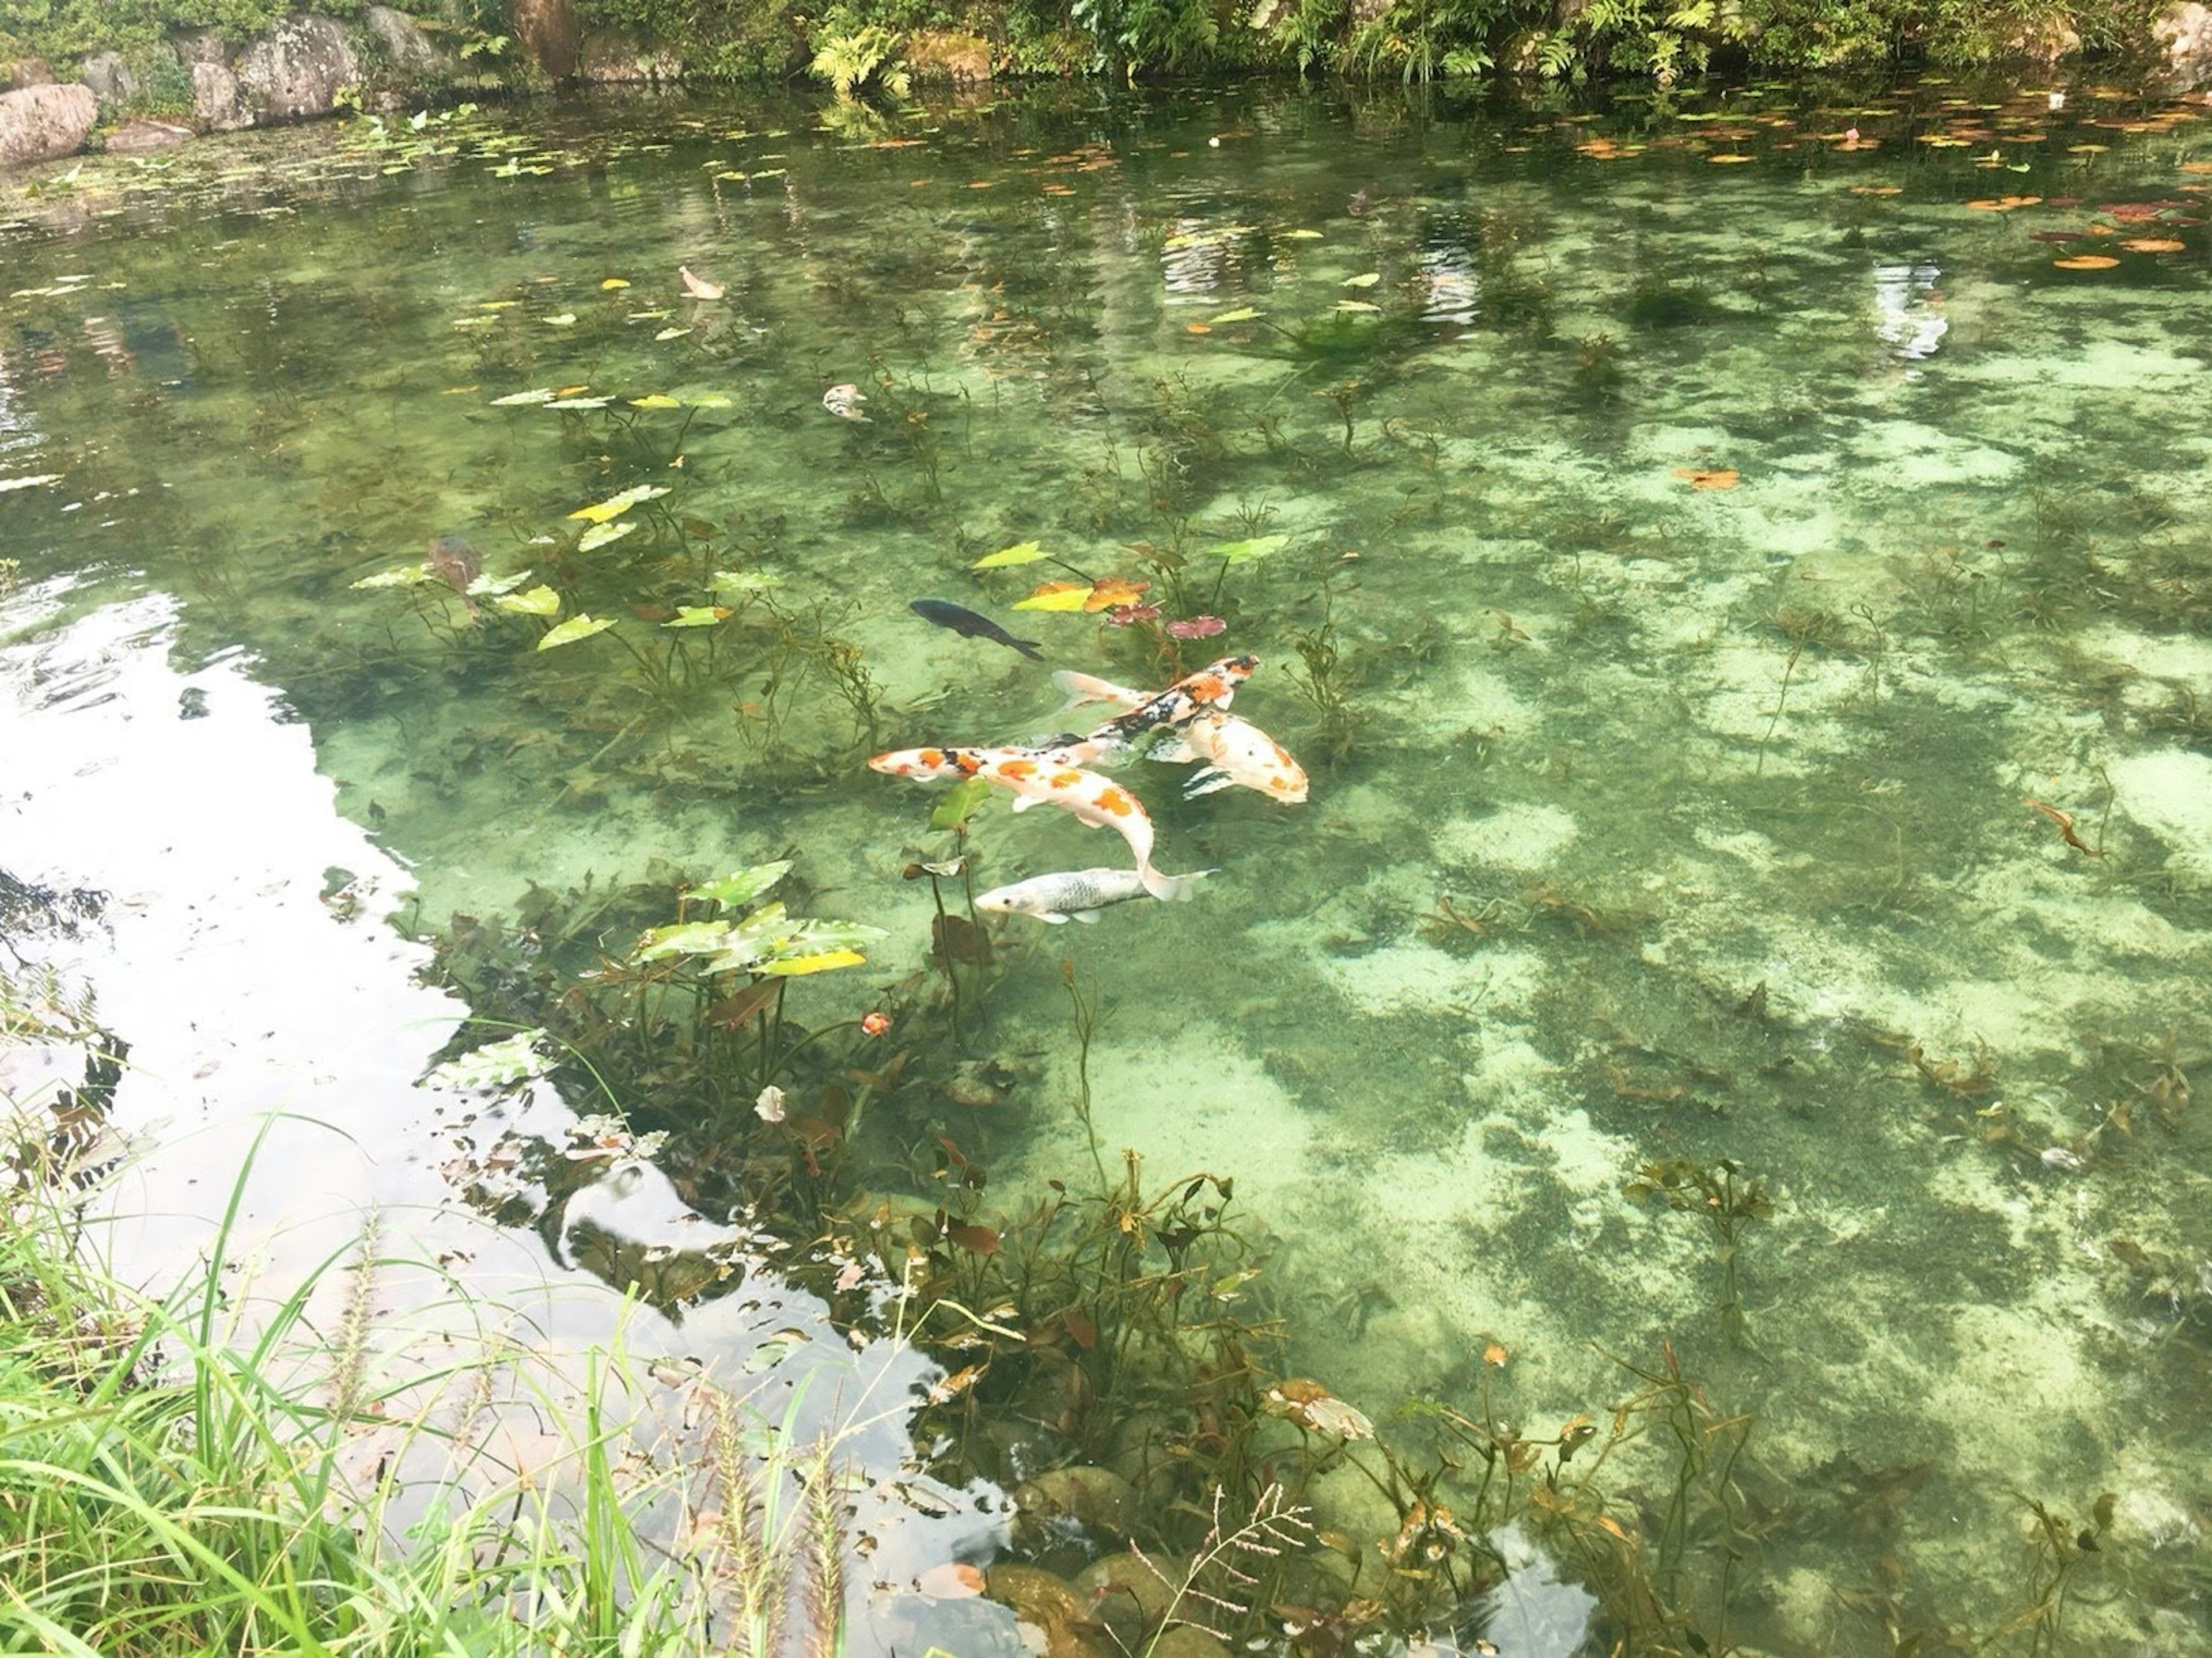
1;74;2208;1655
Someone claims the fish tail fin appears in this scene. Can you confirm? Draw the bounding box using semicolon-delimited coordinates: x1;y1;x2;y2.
1052;670;1141;716
1013;636;1046;661
1144;866;1215;902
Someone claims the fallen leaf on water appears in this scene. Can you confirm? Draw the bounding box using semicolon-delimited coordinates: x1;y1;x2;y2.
1211;306;1264;323
679;264;724;299
1675;467;1740;490
1708;153;1757;164
600;277;630;289
1185;322;1212;334
1965;195;2041;210
2119;237;2186;252
1084;576;1150;610
627;393;681;408
653;326;692;341
1013;581;1094;612
1342;272;1381;288
1850;185;1903;196
2051;255;2120;270
915;1563;986;1600
971;540;1045;569
542;313;576;327
570;483;670;523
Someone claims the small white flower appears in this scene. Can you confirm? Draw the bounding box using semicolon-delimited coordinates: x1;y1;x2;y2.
754;1085;787;1124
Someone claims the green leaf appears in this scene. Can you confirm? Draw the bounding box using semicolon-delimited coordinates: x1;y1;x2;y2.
570;483;671;523
489;388;557;406
755;948;866;976
466;569;536;597
351;563;431;590
1281;228;1324;240
688;860;793;909
1210;306;1263;323
929;775;994;832
627;393;682;409
653;326;693;342
1342;272;1381;289
1206;533;1288;564
576;519;638;552
537;614;615;650
1334;300;1381;314
664;605;730;627
422;1030;550;1090
494;583;562;616
631;920;733;962
712;568;786;594
971;540;1046;568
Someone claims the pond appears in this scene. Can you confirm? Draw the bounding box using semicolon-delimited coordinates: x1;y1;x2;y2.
2;73;2208;1656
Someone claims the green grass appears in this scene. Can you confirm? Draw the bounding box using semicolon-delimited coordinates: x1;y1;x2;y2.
0;1101;846;1657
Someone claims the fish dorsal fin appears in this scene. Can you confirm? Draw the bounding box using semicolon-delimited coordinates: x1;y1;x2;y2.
1010;794;1041;813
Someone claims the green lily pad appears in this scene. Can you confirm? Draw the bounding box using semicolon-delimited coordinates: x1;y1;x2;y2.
688;860;793;909
351;563;431;589
664;604;730;627
537;614;615;650
972;540;1046;569
577;519;638;553
1206;533;1289;563
494;584;562;616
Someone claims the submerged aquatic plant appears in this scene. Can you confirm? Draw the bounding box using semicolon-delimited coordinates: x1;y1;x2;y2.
1625;1157;1774;1347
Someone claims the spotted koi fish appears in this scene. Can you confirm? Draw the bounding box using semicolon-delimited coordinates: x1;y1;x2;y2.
867;745;1182;898
1050;671;1307;803
1050;655;1258;760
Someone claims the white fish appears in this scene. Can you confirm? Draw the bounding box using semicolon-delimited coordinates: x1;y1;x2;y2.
823;382;872;422
975;867;1213;924
679;264;725;299
866;744;1180;898
1052;670;1306;803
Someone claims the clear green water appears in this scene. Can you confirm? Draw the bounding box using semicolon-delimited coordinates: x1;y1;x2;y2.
3;77;2209;1653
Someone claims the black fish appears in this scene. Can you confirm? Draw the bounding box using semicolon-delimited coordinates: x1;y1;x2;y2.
910;599;1043;662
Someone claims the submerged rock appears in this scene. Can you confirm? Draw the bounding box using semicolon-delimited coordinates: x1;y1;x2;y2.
103;118;194;154
0;81;96;165
1012;1464;1141;1550
983;1563;1105;1658
2155;2;2212;83
1071;1549;1183;1642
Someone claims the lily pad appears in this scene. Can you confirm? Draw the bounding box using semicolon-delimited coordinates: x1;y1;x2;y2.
664;604;731;627
537;614;616;650
1206;533;1288;563
577;519;638;552
422;1029;550;1091
351;563;432;589
972;540;1046;568
494;584;562;616
570;483;671;523
1013;580;1094;612
711;568;787;594
627;393;682;409
689;860;793;909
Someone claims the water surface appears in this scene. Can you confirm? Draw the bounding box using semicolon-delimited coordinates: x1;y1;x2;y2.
2;75;2208;1654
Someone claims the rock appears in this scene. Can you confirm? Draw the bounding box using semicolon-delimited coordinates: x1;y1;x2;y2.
510;0;583;80
362;5;445;77
77;51;137;109
5;57;54;90
1012;1465;1141;1550
192;60;249;132
577;31;683;83
2155;1;2212;79
0;81;97;166
233;14;361;123
1148;1628;1232;1658
1071;1550;1184;1644
103;117;195;154
982;1564;1105;1658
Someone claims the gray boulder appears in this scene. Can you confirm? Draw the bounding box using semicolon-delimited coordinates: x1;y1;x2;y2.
192;60;251;132
233;14;361;123
104;117;195;154
2155;2;2212;82
363;5;446;77
511;0;583;80
78;51;138;111
0;81;97;165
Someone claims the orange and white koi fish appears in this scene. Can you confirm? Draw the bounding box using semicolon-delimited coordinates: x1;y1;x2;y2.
1050;655;1257;759
1050;671;1306;803
867;745;1183;898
